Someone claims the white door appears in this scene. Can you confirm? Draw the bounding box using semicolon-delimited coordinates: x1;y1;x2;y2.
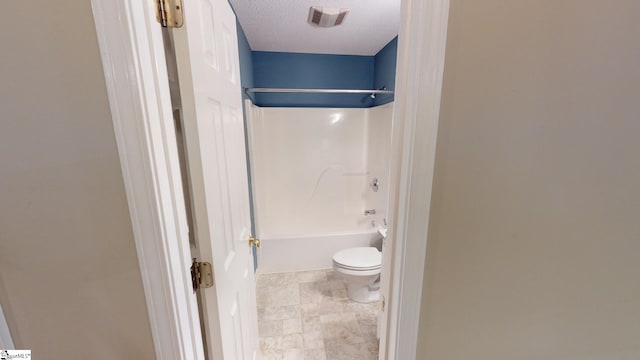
171;0;259;359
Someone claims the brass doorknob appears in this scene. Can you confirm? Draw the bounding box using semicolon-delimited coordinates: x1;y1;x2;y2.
249;236;260;248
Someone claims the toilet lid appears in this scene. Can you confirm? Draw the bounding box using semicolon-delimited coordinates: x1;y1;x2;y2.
333;247;382;270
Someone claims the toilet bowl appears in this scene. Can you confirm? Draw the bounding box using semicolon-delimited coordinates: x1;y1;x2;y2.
332;247;382;303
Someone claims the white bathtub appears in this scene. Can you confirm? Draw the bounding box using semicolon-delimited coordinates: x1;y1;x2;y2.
258;230;383;274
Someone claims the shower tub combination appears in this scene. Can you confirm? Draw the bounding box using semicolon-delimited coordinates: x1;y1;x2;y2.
246;100;393;273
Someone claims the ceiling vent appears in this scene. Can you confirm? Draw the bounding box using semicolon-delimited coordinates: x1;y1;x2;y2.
308;7;349;28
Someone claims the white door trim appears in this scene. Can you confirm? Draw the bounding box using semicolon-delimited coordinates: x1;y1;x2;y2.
91;1;204;358
382;0;450;358
90;0;450;358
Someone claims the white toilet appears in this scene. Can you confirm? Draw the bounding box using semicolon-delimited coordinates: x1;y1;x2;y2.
332;247;382;303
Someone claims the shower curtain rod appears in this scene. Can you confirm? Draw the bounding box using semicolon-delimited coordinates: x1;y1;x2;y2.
243;87;394;95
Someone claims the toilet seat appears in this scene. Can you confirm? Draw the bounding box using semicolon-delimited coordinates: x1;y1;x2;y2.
334;263;380;271
332;247;382;271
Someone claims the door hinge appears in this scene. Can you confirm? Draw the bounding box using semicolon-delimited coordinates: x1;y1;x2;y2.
155;0;184;28
191;258;214;291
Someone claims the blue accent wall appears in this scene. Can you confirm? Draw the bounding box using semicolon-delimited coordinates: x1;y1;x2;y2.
373;37;398;106
249;38;398;108
252;52;375;108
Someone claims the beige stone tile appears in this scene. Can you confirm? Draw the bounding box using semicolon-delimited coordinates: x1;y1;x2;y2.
260;337;281;359
295;270;328;283
302;331;324;349
256;286;269;301
281;333;304;350
258;271;378;360
257;272;298;288
259;320;284;337
282;348;304;360
320;312;357;324
282;317;302;335
325;270;343;281
325;279;346;290
299;281;333;304
331;288;348;300
321;313;364;345
299;277;344;290
300;303;317;317
323;326;365;346
261;333;303;348
258;305;300;322
305;348;327;360
301;301;346;318
356;312;378;327
364;339;379;354
260;351;280;360
359;324;378;339
258;283;300;308
302;315;323;333
260;336;280;350
325;342;374;360
344;301;379;316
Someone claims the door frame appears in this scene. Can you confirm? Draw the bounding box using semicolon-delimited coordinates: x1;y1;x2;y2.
91;0;449;358
380;0;450;358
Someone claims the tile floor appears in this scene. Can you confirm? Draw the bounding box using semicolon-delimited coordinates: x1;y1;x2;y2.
257;269;380;360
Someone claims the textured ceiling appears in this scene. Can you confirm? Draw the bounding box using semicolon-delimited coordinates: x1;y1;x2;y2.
230;0;400;56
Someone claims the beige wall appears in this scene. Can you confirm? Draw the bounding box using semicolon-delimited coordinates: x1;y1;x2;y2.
418;1;640;359
0;1;155;358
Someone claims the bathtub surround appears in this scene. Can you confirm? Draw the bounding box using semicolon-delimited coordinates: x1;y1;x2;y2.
257;269;379;359
249;103;393;236
250;106;368;235
247;101;393;273
365;103;394;228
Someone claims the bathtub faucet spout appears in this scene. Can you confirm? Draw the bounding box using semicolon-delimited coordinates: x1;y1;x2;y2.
364;209;376;216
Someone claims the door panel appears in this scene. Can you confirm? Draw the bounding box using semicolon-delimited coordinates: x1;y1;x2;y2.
172;0;259;358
